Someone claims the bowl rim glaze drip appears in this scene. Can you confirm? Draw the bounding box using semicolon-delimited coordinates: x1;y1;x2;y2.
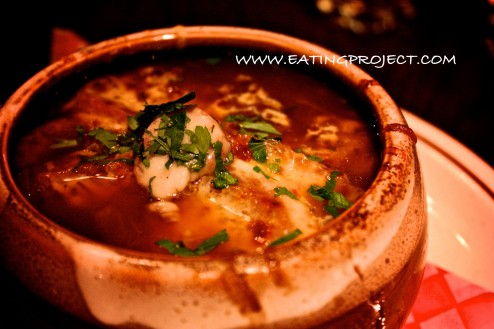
0;25;425;329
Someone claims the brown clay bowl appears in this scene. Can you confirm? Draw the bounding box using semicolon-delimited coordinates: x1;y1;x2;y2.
0;26;427;328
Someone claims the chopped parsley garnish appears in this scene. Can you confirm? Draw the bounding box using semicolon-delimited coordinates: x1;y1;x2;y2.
239;121;282;136
156;229;229;256
294;148;323;162
131;91;197;140
274;187;298;200
241;122;281;140
224;114;258;123
50;139;78;149
269;229;302;247
308;171;352;218
267;160;281;173
88;128;119;149
143;110;212;172
212;141;238;189
248;138;268;163
253;165;270;179
50;125;84;149
225;115;282;164
70;91;238;189
70;91;198;170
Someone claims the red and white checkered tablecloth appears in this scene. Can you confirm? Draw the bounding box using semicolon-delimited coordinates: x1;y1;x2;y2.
406;263;494;329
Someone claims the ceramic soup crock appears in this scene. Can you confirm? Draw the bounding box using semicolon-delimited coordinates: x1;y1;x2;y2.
0;26;427;329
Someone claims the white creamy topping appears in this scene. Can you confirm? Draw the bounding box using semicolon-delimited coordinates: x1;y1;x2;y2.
133;108;231;199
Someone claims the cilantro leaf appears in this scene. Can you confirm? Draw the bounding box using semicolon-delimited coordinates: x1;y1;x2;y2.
74;92;198;171
131;91;196;139
50;139;78;149
239;121;282;135
224;114;259;123
253;165;270;179
156;229;229;256
248;138;268;163
193;125;212;154
226;114;282;138
212;141;238;189
269;229;302;247
166;110;187;159
267;161;281;173
274;187;298;200
308;171;352;218
294;148;323;162
88;128;118;149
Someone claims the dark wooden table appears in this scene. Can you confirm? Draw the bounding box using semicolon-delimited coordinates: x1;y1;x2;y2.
0;0;492;328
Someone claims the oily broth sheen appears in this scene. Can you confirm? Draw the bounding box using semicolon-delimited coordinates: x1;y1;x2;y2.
13;53;381;258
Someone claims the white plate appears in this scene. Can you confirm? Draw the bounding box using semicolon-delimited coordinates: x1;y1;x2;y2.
403;110;494;292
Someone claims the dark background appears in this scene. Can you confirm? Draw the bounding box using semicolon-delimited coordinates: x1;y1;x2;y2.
2;0;493;167
0;0;492;327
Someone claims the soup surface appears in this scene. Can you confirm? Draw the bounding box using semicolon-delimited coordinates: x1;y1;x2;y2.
13;52;381;258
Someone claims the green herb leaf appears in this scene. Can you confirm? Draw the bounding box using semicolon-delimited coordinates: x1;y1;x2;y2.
324;204;340;218
239;121;282;135
72;92;199;172
267;161;281;173
294;148;323;162
155;240;197;257
166;111;187;156
329;191;352;209
127;116;139;131
180;143;200;154
131;91;196;139
226;115;282;139
193;125;212;154
274;187;298;200
50;139;78;149
224;114;259;123
212;141;238;189
88;128;118;149
269;229;302;247
248;138;267;163
308;171;352;218
156;229;229;256
253;165;270;179
193;229;229;255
